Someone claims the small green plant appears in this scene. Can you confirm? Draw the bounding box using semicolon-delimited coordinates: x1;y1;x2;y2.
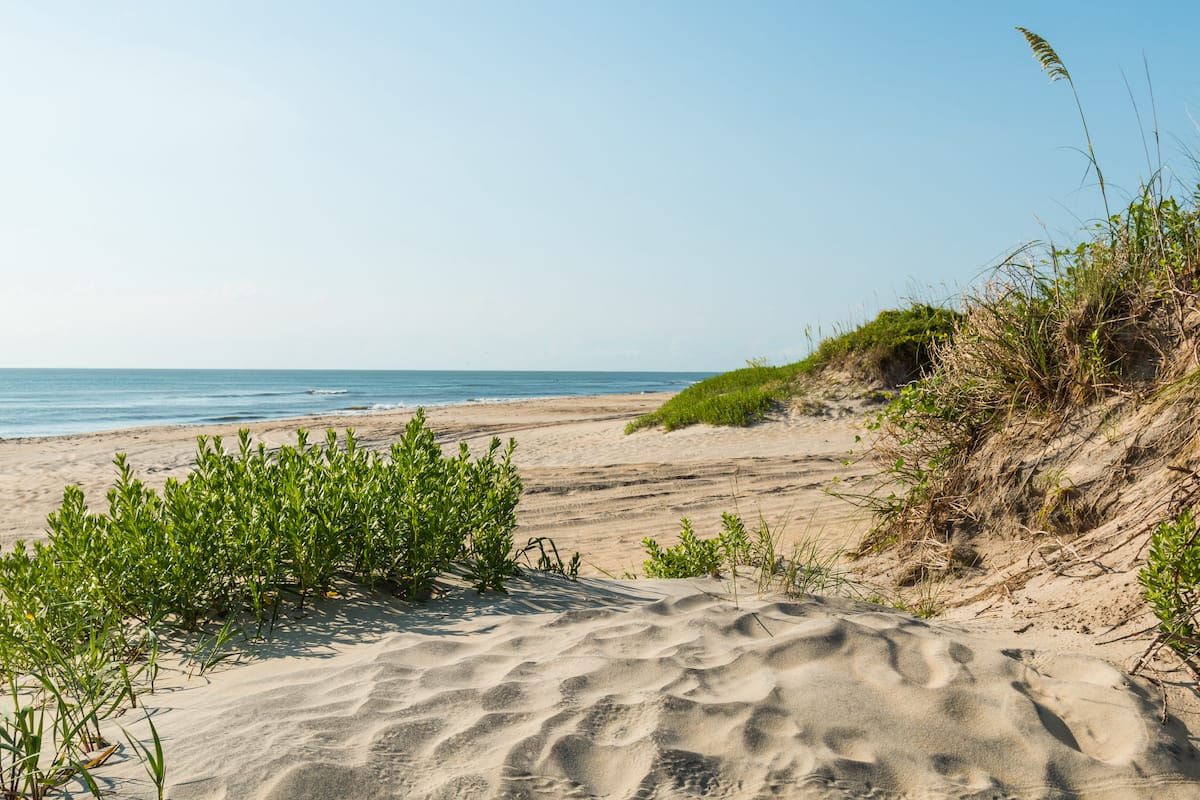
642;514;751;578
517;537;581;580
1033;469;1078;533
122;714;166;800
186;618;242;678
0;670;106;800
862;591;939;619
1139;510;1200;653
775;537;855;598
752;517;779;595
907;576;944;619
643;519;723;578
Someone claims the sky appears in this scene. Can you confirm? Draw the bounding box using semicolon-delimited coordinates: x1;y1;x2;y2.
2;2;1200;372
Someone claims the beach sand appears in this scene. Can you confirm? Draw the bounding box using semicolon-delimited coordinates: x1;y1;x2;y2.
4;395;1199;798
0;393;872;574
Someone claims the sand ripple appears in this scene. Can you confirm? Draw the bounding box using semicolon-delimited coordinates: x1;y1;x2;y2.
99;578;1200;799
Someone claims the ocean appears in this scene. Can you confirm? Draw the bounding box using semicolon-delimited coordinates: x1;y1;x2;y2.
0;369;712;439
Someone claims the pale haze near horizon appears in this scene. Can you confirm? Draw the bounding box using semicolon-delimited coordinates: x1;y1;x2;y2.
2;2;1199;372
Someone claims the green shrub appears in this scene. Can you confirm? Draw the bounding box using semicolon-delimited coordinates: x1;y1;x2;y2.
809;304;960;383
642;513;752;578
1139;510;1200;653
32;409;528;619
0;410;572;795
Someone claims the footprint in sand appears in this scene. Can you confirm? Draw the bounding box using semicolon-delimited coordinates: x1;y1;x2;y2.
1005;651;1147;765
898;635;975;689
544;732;657;798
929;753;1003;795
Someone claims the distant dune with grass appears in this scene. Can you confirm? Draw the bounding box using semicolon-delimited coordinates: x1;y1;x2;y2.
625;303;961;434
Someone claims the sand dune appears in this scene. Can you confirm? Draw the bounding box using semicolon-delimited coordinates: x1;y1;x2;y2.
100;577;1200;800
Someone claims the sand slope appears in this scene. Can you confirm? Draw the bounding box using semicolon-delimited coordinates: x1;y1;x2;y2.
96;577;1199;800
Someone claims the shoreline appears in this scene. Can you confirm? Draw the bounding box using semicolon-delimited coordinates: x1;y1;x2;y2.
0;390;679;443
0;367;712;440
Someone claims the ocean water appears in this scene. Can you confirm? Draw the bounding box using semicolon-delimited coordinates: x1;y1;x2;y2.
0;369;712;439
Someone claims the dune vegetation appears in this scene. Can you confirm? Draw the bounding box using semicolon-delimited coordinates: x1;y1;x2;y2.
861;32;1200;666
0;409;576;797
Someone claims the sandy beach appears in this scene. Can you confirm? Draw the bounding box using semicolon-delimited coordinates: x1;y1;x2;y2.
0;393;872;576
4;394;1200;798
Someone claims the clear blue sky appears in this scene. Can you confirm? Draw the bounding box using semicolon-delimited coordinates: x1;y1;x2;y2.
3;2;1199;371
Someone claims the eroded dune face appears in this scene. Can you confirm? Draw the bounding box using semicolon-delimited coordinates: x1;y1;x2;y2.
109;579;1199;800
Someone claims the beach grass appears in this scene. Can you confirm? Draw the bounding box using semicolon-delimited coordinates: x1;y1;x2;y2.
864;36;1200;546
855;31;1200;656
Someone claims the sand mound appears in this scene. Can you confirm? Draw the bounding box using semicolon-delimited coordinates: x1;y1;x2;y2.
99;577;1198;800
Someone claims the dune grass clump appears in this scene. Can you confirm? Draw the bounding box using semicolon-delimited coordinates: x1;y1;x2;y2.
0;409;570;797
807;305;961;385
861;32;1200;555
865;192;1200;551
626;304;959;433
626;363;805;433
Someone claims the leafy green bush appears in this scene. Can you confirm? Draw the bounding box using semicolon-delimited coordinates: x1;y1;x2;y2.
36;409;525;621
1139;510;1200;653
0;410;569;796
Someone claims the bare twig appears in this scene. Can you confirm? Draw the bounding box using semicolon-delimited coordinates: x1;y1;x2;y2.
1129;631;1167;676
